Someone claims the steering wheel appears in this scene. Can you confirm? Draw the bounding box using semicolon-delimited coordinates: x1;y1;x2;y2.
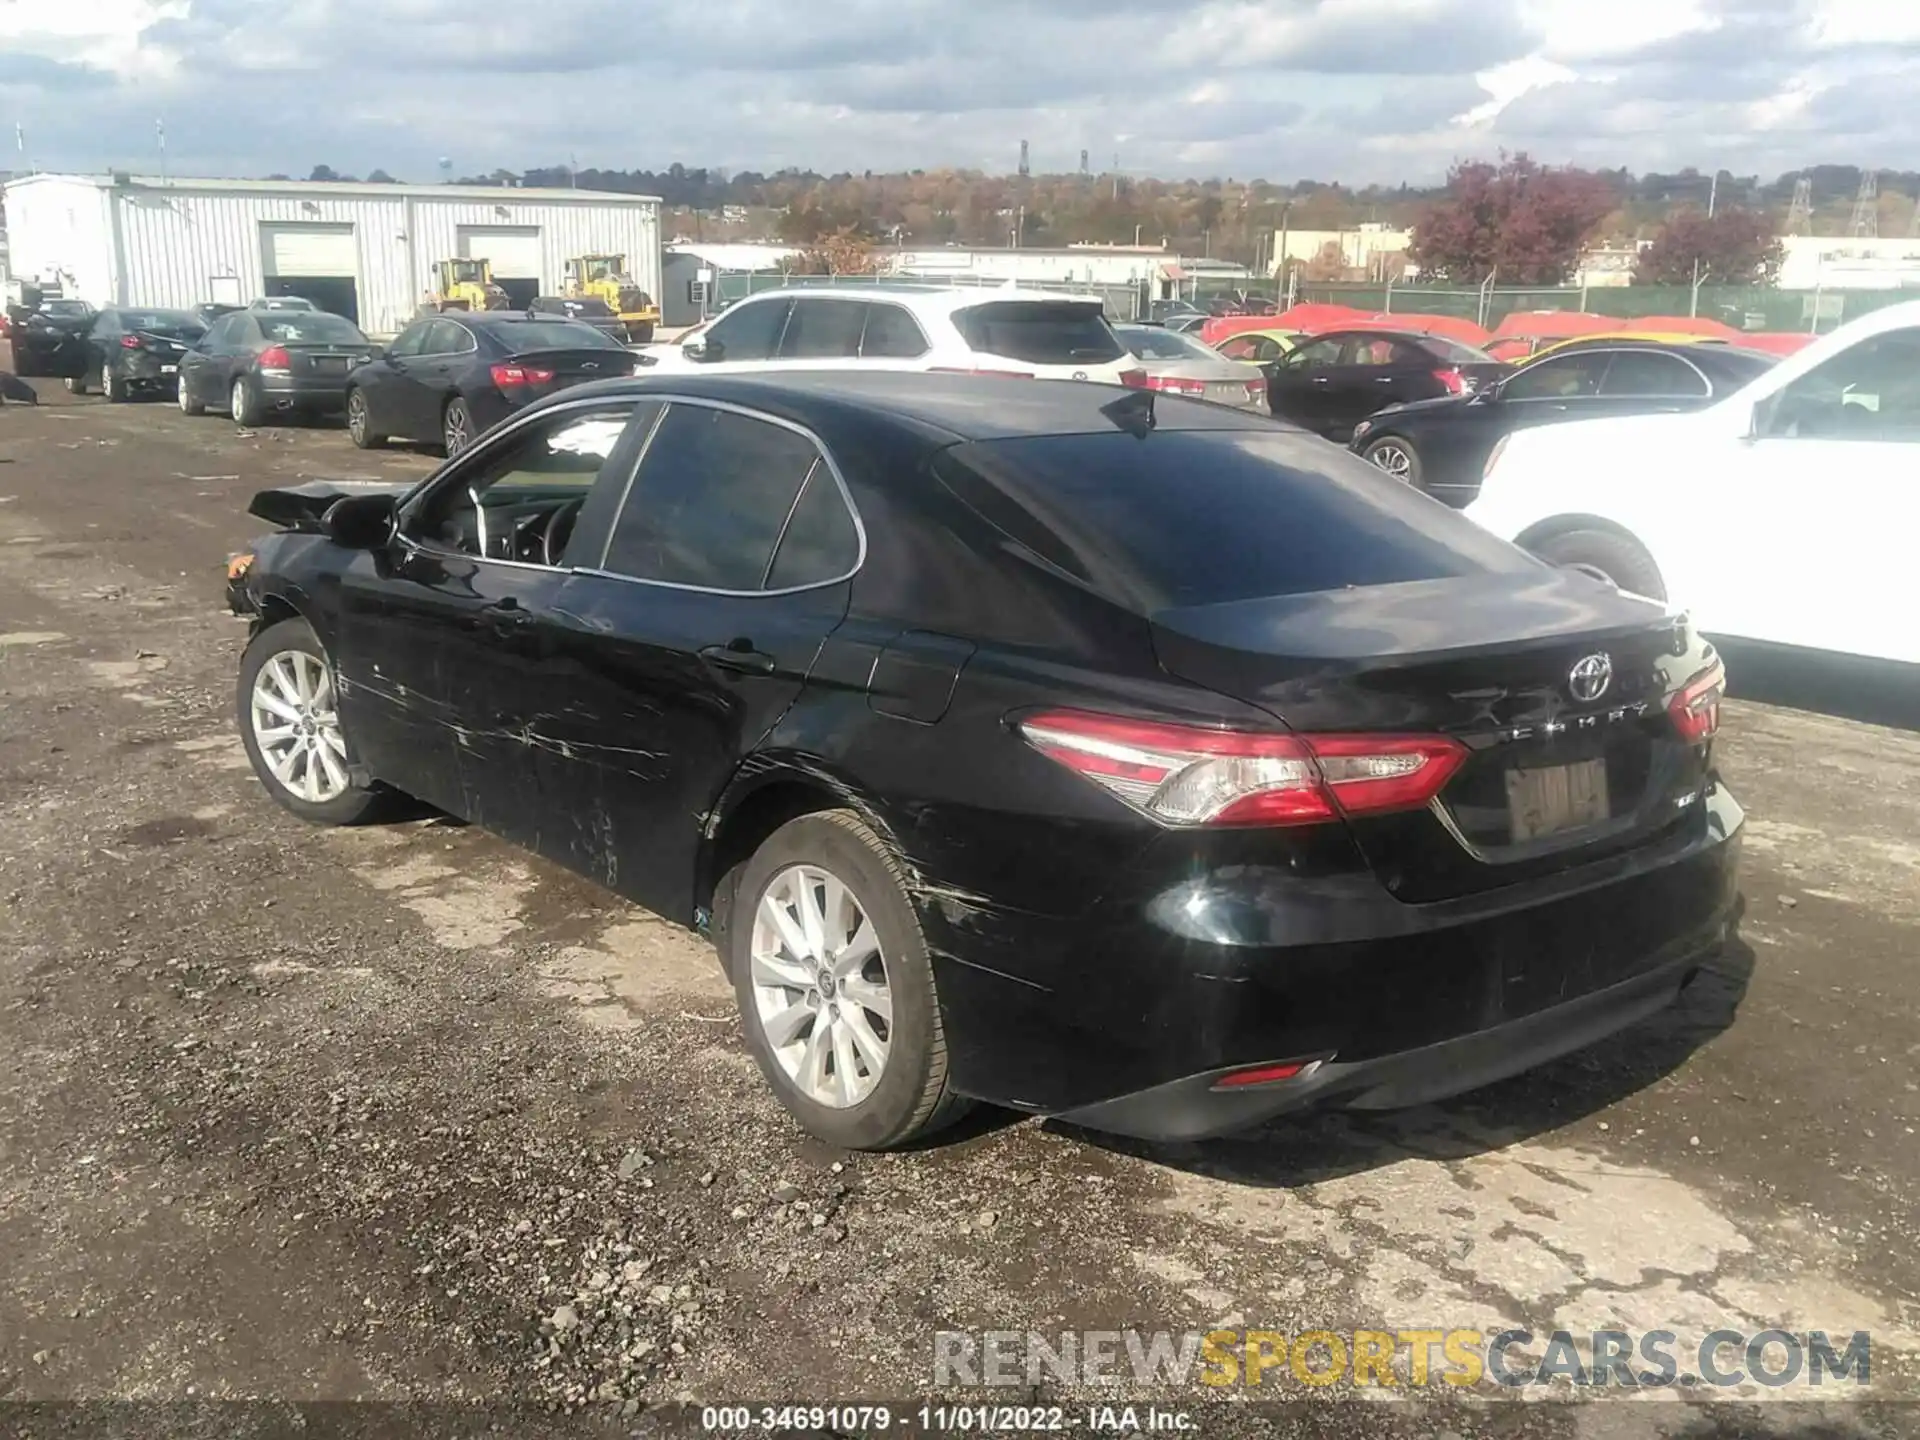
541;498;585;567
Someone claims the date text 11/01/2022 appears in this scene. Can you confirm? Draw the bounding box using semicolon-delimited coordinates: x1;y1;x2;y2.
700;1405;1194;1432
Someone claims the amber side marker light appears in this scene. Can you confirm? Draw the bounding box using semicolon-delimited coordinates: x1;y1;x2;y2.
226;553;255;582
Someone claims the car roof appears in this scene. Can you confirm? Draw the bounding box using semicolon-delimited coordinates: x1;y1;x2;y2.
724;285;1109;317
555;370;1272;444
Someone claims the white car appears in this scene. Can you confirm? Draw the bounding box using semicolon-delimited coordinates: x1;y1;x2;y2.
639;286;1145;386
1466;301;1920;668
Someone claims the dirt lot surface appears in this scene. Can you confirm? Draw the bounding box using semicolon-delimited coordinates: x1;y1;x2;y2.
0;368;1916;1438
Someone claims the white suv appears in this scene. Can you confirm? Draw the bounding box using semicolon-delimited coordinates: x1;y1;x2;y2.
1466;299;1920;668
640;286;1145;386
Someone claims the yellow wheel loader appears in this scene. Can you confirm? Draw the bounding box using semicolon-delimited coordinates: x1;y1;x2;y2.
564;255;659;343
420;258;510;315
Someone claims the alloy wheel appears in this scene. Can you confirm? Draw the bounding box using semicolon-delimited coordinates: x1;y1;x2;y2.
1367;441;1414;481
749;864;892;1109
347;392;366;444
248;650;349;804
100;364;117;401
444;402;470;456
177;375;192;412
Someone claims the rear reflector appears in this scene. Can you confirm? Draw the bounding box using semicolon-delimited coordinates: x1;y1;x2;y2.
1017;710;1468;827
1212;1060;1320;1090
491;362;557;388
1669;658;1726;743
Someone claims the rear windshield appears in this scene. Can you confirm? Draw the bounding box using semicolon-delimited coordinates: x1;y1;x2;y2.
952;301;1125;365
486;319;624;350
42;301;91;317
121;311;205;338
260;313;365;343
936;430;1535;610
1115;326;1217;362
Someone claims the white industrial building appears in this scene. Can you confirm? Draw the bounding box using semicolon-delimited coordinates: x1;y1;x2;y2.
1777;235;1920;291
2;173;662;335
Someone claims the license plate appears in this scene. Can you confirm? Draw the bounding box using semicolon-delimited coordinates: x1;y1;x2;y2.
316;357;347;371
161;364;177;374
1506;758;1609;841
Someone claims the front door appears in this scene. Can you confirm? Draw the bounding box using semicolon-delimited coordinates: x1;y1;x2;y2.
333;398;653;828
1721;324;1920;662
529;398;861;922
1265;334;1348;433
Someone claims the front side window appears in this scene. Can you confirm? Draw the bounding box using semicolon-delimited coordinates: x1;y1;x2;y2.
703;297;792;362
1598;350;1708;398
388;322;432;358
601;405;830;591
1285;336;1344;370
1503;353;1610;401
407;404;642;564
1761;327;1920;441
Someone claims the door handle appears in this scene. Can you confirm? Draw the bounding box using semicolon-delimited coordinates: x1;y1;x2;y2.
1310;376;1332;386
479;597;532;632
700;640;776;676
1373;375;1397;383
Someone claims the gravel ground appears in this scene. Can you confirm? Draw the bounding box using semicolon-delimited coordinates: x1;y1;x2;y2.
0;365;1916;1438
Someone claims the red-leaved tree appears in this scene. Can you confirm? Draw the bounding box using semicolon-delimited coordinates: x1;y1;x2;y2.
1633;207;1782;285
1409;154;1615;285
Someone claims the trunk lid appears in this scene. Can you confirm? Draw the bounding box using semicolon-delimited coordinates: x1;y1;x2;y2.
278;342;378;380
1150;569;1714;901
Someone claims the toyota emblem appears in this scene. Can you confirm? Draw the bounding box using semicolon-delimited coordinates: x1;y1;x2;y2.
1569;653;1613;703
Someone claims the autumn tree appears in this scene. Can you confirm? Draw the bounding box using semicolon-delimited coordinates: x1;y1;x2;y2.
782;227;881;276
1409;154;1615;285
1301;240;1350;282
1632;207;1782;285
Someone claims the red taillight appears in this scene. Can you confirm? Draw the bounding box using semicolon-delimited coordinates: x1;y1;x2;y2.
490;362;556;388
1016;710;1468;827
1212;1060;1320;1090
1130;373;1206;396
1245;381;1267;405
930;366;1035;379
1669;659;1725;743
258;345;291;370
120;335;142;349
1432;368;1465;394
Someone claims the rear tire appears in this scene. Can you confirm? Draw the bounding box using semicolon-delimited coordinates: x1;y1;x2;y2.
1531;528;1667;601
65;363;88;395
1363;435;1422;487
442;396;473;457
100;362;123;403
627;321;655;344
345;388;386;449
728;810;971;1150
230;375;262;428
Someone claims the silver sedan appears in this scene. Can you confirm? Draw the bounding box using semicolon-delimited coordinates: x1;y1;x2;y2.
1113;324;1269;410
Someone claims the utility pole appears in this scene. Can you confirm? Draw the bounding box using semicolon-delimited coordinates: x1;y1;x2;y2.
1849;169;1879;237
156;118;167;183
1689;169;1719;317
1786;177;1814;236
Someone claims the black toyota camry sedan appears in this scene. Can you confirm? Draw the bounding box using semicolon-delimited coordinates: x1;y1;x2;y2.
224;372;1743;1149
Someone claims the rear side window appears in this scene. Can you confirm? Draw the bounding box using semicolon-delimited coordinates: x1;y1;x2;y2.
951;301;1124;365
602;405;822;590
860;304;928;358
936;431;1535;610
767;468;860;588
780;299;867;358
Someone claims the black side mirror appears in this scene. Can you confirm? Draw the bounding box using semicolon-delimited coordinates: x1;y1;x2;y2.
322;492;397;550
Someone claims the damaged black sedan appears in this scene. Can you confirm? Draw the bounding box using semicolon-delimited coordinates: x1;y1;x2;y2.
226;372;1743;1149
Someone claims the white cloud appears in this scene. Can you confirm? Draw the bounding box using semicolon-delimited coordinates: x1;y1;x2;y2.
1455;56;1581;127
0;0;188;78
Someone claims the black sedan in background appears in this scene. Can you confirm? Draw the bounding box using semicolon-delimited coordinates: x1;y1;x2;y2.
344;312;636;456
65;308;208;401
177;308;378;425
1351;342;1778;507
1267;328;1508;440
226;371;1741;1149
5;299;97;377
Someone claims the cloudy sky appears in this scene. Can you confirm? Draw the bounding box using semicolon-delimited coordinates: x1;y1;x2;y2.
1;0;1915;185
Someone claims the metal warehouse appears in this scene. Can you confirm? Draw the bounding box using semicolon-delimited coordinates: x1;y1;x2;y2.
2;174;662;335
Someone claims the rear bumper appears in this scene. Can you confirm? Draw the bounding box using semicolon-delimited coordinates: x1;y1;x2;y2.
925;783;1743;1141
118;355;185;385
257;375;352;409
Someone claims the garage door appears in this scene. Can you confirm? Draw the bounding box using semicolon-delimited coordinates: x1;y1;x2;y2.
262;224;357;277
458;227;543;307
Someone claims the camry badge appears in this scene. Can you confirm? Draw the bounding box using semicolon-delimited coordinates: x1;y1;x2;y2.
1569;653;1613;703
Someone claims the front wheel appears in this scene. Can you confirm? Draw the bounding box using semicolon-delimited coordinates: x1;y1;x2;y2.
1362;435;1421;486
177;374;205;416
1530;528;1667;602
235;617;383;825
728;810;970;1150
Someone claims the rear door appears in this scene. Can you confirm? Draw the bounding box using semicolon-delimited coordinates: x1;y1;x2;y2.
1592;347;1712;416
531;400;860;918
775;297;870;367
1342;336;1447;431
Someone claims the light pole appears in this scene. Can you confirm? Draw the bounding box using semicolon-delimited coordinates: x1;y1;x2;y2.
1690;169;1719;318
